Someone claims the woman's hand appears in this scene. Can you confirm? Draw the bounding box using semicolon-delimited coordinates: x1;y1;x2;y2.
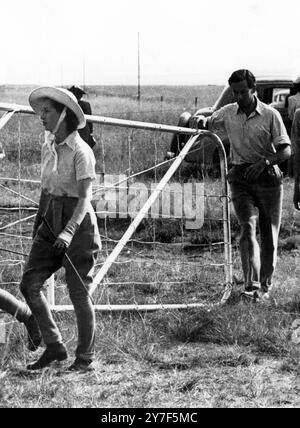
51;179;93;256
53;219;79;256
53;237;68;256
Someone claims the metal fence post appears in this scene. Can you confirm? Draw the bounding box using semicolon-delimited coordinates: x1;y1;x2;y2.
47;275;55;306
0;312;6;344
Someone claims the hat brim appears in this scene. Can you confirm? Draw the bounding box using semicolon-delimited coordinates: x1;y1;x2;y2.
29;87;86;129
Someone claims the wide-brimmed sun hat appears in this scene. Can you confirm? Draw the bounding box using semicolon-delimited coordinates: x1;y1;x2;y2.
29;87;86;129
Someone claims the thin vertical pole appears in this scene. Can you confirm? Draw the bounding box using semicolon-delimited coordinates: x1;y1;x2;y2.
83;56;86;92
137;32;141;102
60;65;63;87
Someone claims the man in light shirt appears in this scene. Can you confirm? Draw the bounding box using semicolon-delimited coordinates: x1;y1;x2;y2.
191;69;291;301
292;108;300;210
288;81;300;121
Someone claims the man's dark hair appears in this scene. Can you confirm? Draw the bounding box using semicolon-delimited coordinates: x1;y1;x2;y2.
228;69;256;89
68;85;85;101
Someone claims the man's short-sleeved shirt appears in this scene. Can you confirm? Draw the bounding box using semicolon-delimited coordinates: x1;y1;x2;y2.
41;130;96;197
207;97;290;165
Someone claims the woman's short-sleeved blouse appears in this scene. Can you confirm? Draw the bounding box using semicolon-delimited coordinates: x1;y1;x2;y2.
41;131;96;197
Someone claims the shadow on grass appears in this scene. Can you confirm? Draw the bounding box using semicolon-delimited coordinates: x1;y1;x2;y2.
147;293;300;358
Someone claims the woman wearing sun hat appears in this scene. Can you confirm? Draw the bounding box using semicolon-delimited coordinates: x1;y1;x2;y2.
20;87;101;371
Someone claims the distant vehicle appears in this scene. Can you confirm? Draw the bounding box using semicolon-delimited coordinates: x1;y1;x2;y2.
168;76;297;175
270;89;290;109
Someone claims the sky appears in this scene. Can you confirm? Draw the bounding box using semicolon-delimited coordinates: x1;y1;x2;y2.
1;0;300;86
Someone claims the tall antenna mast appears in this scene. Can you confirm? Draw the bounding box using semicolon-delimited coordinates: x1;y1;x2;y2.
83;56;86;91
60;64;63;87
137;32;141;102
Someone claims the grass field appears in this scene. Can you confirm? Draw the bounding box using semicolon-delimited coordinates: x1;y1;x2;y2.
0;85;299;408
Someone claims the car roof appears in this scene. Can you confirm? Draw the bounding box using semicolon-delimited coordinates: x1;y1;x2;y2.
211;75;300;110
256;75;296;84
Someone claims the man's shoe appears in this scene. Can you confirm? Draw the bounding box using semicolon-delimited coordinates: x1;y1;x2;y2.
244;285;261;293
67;358;95;372
241;289;271;303
256;290;271;303
27;342;68;370
24;315;42;352
241;290;259;301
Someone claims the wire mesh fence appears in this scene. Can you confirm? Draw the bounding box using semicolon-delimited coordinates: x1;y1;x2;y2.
0;102;232;318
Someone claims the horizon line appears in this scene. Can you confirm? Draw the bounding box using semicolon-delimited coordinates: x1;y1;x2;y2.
0;82;224;87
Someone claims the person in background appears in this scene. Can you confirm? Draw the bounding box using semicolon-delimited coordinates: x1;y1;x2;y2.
68;85;96;149
0;152;41;351
292;107;300;210
191;69;291;301
0;289;41;351
288;80;300;121
20;87;101;371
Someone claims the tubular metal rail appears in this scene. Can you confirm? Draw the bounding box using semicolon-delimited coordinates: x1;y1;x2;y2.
0;102;233;311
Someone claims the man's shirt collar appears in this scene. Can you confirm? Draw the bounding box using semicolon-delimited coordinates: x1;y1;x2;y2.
236;96;262;116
